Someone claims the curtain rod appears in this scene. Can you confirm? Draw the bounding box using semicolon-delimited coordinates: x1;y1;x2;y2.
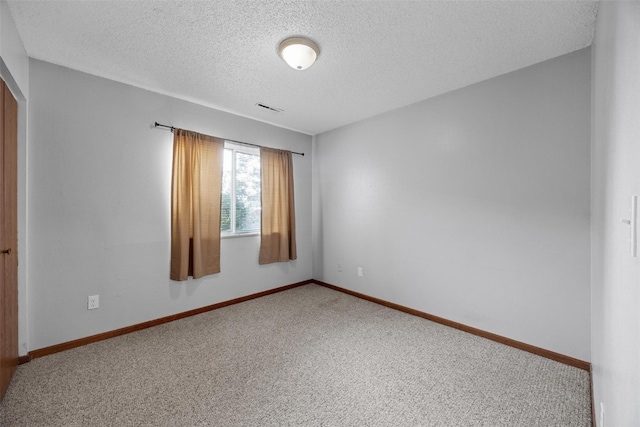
154;122;304;156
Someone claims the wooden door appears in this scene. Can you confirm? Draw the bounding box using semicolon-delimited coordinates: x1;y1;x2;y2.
0;78;18;401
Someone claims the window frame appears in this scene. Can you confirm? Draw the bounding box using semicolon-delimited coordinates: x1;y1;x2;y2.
221;141;261;238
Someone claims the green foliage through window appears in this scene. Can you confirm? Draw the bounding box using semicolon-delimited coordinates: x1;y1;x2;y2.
221;143;260;234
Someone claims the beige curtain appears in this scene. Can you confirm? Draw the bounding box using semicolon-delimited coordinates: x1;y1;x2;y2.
170;129;224;280
259;147;297;264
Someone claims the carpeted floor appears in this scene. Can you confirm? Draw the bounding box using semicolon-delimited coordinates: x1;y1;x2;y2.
0;284;591;426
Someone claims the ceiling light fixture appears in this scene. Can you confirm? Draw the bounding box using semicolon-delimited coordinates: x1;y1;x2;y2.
278;37;320;71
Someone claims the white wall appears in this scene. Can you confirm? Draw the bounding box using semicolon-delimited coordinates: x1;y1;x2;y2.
0;0;29;356
27;59;312;351
0;0;28;98
591;2;640;426
314;48;591;361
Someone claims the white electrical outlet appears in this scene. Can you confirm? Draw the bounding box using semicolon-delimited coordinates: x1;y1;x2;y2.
357;267;363;277
600;402;604;427
621;195;638;257
88;295;99;310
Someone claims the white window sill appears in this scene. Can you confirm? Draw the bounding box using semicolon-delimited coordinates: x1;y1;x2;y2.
221;232;259;239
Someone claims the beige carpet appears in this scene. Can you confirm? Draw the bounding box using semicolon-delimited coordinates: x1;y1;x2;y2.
0;284;591;426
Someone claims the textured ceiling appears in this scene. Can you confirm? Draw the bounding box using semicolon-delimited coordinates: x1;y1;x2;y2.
7;0;598;135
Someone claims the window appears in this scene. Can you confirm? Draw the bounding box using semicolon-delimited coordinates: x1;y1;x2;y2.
221;142;261;235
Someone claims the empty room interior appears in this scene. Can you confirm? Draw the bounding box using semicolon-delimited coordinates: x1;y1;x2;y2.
0;0;638;426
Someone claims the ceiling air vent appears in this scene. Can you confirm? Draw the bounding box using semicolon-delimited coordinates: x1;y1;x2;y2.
256;103;284;113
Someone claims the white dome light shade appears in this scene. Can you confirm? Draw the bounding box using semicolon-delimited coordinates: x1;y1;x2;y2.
278;37;319;70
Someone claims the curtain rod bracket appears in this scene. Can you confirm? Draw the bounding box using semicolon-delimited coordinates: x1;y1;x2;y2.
154;121;175;133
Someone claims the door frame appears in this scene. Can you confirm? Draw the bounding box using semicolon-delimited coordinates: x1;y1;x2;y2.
0;76;18;400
